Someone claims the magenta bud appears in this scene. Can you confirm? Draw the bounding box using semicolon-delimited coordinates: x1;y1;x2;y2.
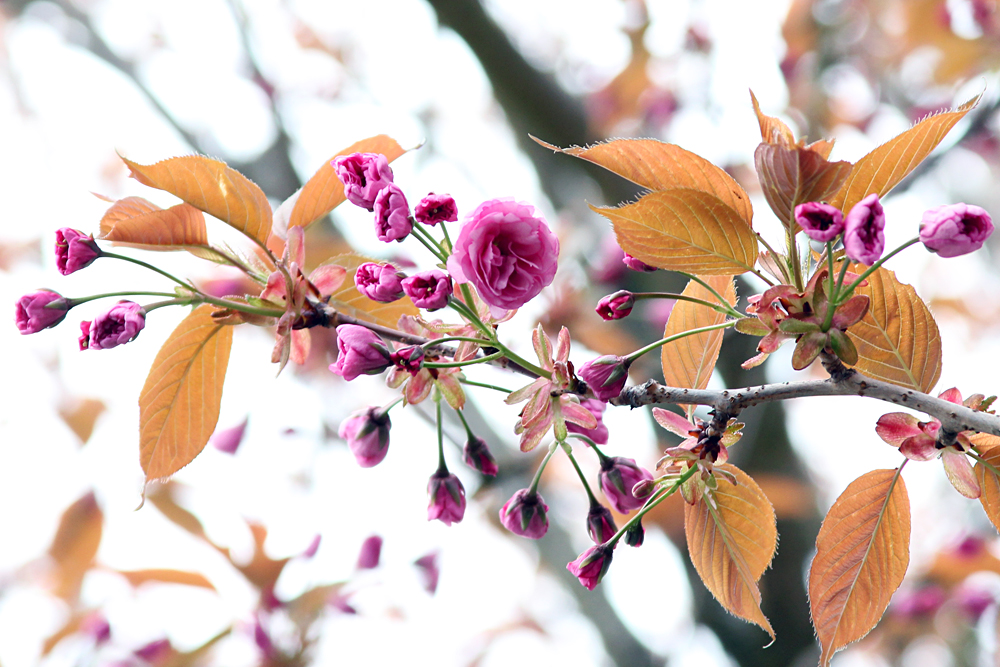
566;544;614;590
332;152;394;211
339;406;391;467
844;193;886;265
373;183;413;243
596;290;635;321
499;489;549;539
624;520;645;547
462;435;498;476
565;398;609;445
586;503;618;544
355;262;406;303
390;345;425;375
55;228;102;275
427;470;466;526
599;457;654;514
623;253;657;272
794;202;845;242
211;416;248;454
15;290;70;334
356;534;382;569
414;193;458;226
631;478;656;499
919;203;994;258
401;270;452;310
329;324;392;381
414;551;440;594
134;638;172;663
578;355;630;402
80;300;146;350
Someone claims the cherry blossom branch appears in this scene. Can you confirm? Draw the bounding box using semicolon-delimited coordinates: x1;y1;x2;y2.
612;353;1000;438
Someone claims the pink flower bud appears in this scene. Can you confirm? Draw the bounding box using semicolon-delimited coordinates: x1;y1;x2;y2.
356;534;382;569
414;551;440;594
81;612;111;645
373;183;413;243
463;436;498;476
446;198;559;315
578;355;630;402
586;503;617;544
414;193;458;225
919;203;994;258
401;270;452;310
355;262;405;303
599;456;654;513
794;202;845;242
596;290;635;321
134;638;172;663
623;253;657;272
15;290;70;334
565;398;609;445
55;228;102;275
339;406;391;467
955;584;995;621
390;345;425;375
427;470;466;526
891;585;945;619
499;489;549;539
211;416;248;454
566;544;613;590
332;152;394;211
329;324;392;381
80;300;146;350
624;520;645;547
844;194;885;265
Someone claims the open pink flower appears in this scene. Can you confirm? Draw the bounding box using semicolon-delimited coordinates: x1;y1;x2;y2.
794;202;844;242
447;198;558;316
414;193;458;225
875;387;981;498
401;270;452;310
80;301;145;350
919;203;994;258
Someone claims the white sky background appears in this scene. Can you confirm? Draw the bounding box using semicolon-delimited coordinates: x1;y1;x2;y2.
1;0;998;665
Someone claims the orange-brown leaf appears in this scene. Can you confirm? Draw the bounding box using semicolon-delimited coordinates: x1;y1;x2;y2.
592;189;758;275
845;266;941;393
809;468;910;666
116;568;216;590
754;144;852;226
662;276;736;416
139;305;233;483
975;445;1000;534
326;253;419;328
685;464;777;638
58;397;106;445
749;89;796;147
288;135;406;230
829;94;980;214
98;195;161;235
100;201;209;249
48;491;103;602
121;155;272;246
535;137;753;224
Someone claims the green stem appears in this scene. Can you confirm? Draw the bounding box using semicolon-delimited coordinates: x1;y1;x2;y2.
607;465;699;546
424;351;505;368
458;378;514;394
457;283;493;336
968;450;1000;478
560;441;599;505
143;299;190;312
196;294;284;317
489;340;550;379
786;226;804;291
624;320;736;363
420;335;489;349
528;441;560;494
454;406;476;440
440;223;454;254
836;238;920;303
409;224;448;263
755;233;791;283
435;395;447;474
680;273;732;307
633;292;740;317
833;254;851;297
69;290;181;307
447;297;494;339
103;252;196;289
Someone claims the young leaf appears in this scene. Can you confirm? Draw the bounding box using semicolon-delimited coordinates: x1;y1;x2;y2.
121;155;273;246
534;137;753;225
139;305;233;483
685;464;777;639
754;144;852;228
98;195;161;234
845;266;942;393
48;491;103;602
829;94;980;214
100;201;209;249
809;468;910;666
287;134;406;231
974;445;1000;534
661;276;736;416
592;189;758;275
326;253;419;329
749;89;797;147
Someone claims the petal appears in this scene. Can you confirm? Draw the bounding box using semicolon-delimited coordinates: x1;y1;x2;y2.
942;448;981;499
436;373;466;410
875;413;923;446
555;327;571;363
562;399;598;429
505;378;548;405
309;264;347;297
290;328;311;365
531;324;553;369
938;387;963;405
831;294;870;329
899;434;939;461
287;226;306;266
652;408;694;438
519;419;552;452
741;351;769;369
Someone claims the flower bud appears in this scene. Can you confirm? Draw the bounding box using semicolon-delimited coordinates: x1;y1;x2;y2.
565;398;609;445
338;406;391;467
794;202;844;242
624;520;645;547
390;345;425;375
595;290;635;321
566;544;613;590
427;470;466;526
919;203;994;258
79;300;146;350
402;270;452;310
332;152;394;211
55;228;102;275
599;456;654;513
631;478;656;500
844;193;885;265
211;417;248;454
15;290;70;334
586;503;617;544
356;535;383;569
414;193;458;225
578;355;630;402
499;489;549;539
462;435;498;476
329;324;392;381
355;262;405;303
414;551;440;594
623;253;657;272
373;183;413;242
